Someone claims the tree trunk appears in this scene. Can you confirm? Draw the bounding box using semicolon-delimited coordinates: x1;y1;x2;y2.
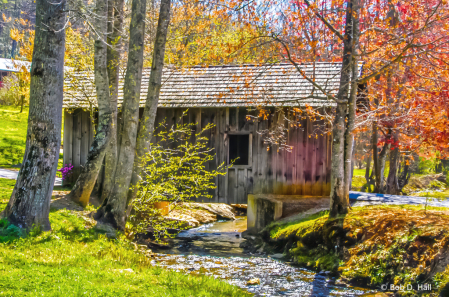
100;0;125;203
364;156;371;182
377;141;390;192
329;0;356;218
67;0;112;206
330;103;348;217
127;0;172;208
95;0;147;229
371;121;381;191
343;3;360;199
1;0;66;230
398;155;411;191
386;130;400;194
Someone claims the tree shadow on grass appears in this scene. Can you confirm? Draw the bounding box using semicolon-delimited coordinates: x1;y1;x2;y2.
0;209;111;244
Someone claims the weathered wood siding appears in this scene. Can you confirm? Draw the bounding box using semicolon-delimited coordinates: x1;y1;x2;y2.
63;109;94;186
64;107;331;202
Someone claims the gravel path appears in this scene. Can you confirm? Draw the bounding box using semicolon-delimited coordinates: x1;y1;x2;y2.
0;168;62;186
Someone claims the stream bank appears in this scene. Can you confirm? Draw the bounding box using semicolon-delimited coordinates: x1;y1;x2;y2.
150;216;378;296
258;205;449;297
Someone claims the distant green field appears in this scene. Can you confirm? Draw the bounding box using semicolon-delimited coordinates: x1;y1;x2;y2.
0;105;63;172
0;106;29;166
353;167;390;177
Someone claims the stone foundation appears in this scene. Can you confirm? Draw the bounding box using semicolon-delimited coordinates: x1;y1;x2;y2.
246;194;330;235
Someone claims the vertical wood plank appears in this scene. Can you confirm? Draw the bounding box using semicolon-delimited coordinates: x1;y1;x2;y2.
200;109;211;202
274;112;284;194
237;168;246;204
80;111;90;165
304;117;315;195
166;108;176;150
174;108;183;126
256;117;267;194
324;123;332;196
319;121;327;196
174;108;184;148
88;112;94;149
247;168;253;195
251;120;260;194
218;108;227;201
227;168;237;204
312;120;323;196
285;109;293;195
72;109;81;181
229;107;237;131
238;107;247;130
209;109;218;202
266;109;274;194
290;112;298;195
195;108;201;140
296;116;305;195
225;107;229;130
154;108;166;145
63;110;73;185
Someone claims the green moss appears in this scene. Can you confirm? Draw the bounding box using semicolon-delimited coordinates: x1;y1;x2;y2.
290;241;340;272
434;267;449;296
269;210;329;240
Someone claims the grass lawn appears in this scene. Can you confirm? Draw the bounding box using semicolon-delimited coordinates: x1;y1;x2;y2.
267;205;449;295
353;167;390;177
0;105;29;166
0;105;64;174
0;178;247;296
0;178;15;211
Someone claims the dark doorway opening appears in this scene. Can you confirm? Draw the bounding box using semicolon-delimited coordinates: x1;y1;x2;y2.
228;134;249;165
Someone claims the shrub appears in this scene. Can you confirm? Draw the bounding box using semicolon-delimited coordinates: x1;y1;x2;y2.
57;163;74;180
128;115;228;241
0;73;29;107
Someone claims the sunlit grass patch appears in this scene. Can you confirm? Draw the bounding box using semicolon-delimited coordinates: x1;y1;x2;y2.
0;178;15;212
0;179;247;296
0;105;28;166
0;105;64;172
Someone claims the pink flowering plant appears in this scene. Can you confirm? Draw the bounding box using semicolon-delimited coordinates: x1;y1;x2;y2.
57;164;73;180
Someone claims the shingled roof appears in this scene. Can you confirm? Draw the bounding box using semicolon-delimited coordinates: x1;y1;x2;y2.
64;62;357;109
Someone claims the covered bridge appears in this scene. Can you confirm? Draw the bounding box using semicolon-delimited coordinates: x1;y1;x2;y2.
62;63;342;204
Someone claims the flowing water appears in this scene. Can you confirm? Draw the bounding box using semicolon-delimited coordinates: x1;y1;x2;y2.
151;217;377;296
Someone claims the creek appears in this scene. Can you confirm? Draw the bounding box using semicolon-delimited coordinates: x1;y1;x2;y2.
151;217;378;296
